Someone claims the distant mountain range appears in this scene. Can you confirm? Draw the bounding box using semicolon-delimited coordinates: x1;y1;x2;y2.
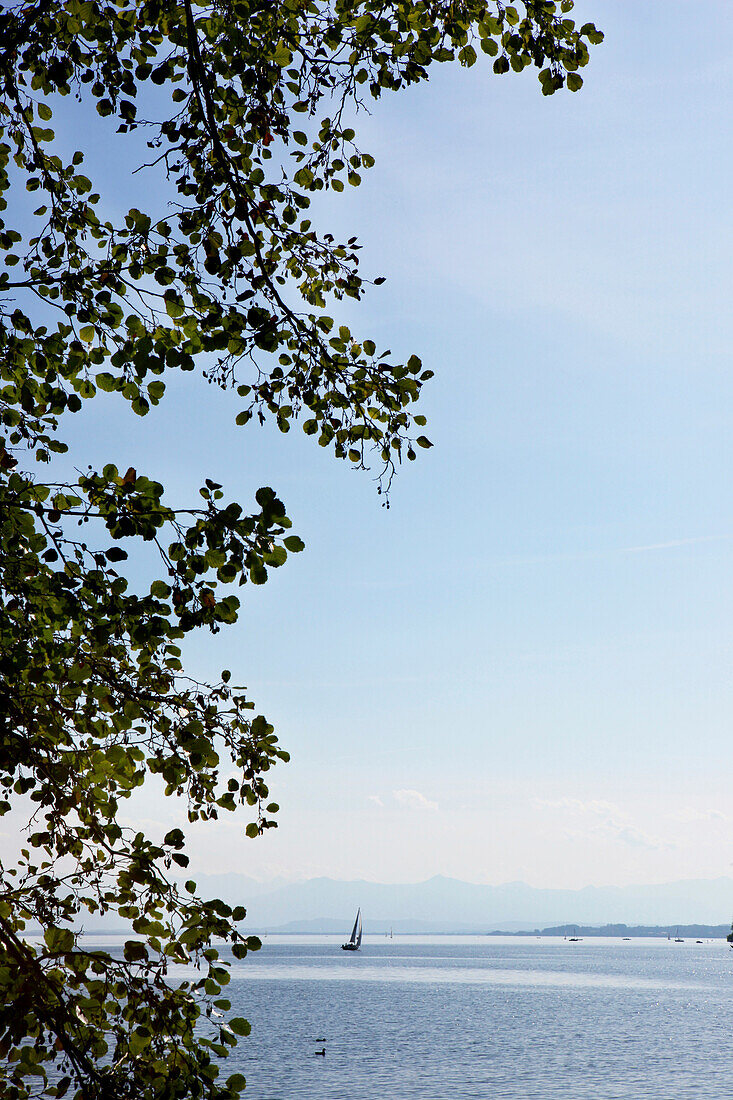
179;873;733;934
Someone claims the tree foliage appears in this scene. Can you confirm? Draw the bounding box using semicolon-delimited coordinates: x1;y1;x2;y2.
0;0;601;1096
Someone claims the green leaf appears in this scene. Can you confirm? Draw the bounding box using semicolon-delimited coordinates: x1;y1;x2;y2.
96;372;117;392
147;380;165;400
164;292;185;319
44;927;74;953
272;42;292;67
123;940;148;962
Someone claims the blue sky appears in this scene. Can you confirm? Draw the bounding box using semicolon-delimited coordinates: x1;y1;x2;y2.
5;2;733;889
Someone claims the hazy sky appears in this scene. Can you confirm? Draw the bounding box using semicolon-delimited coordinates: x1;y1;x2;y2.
6;2;733;889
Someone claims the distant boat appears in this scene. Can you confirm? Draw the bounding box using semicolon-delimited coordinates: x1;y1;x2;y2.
674;928;684;942
727;920;733;948
342;908;362;952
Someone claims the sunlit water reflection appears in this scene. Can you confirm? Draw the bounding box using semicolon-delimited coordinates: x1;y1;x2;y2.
82;935;733;1099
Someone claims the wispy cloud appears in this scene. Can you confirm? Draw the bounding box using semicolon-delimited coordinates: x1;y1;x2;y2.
393;789;438;812
367;794;384;808
484;533;731;569
536;797;620;817
621;535;728;554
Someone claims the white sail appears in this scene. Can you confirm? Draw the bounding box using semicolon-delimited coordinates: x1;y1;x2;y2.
355;911;362;949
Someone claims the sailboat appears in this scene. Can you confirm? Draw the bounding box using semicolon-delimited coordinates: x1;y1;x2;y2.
727;920;733;948
341;907;362;952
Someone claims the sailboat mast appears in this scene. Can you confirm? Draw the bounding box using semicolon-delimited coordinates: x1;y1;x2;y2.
341;906;362;951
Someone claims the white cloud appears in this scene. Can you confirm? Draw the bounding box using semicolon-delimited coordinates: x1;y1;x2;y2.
393;789;438;812
367;795;384;808
536;797;669;852
593;821;669;852
669;807;728;825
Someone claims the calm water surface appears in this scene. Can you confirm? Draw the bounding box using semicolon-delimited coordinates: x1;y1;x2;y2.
220;936;733;1099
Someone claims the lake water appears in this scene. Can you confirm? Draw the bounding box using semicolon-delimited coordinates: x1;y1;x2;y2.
218;936;733;1099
